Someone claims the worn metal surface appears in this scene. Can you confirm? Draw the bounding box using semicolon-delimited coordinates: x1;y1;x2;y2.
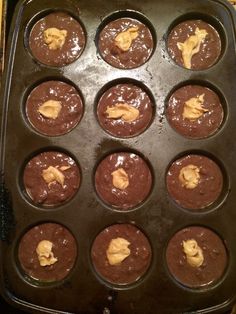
0;0;236;313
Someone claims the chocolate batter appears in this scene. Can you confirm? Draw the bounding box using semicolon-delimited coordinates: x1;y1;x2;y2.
91;224;152;284
166;85;224;139
166;226;227;288
23;151;80;206
166;154;223;209
29;12;86;67
95;152;152;210
97;83;153;137
18;223;77;282
26;81;83;136
98;17;154;69
167;20;221;70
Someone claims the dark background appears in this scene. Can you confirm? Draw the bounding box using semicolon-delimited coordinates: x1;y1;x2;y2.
1;2;27;314
0;0;234;313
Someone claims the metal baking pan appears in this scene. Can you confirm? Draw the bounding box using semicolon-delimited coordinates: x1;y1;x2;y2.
1;0;236;313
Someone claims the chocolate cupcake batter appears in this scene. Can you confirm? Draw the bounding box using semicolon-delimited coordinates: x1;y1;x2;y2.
18;223;77;282
97;83;153;137
166;154;223;209
167;20;221;70
26;81;83;136
95;152;152;210
29;12;86;67
166;85;224;139
166;226;227;288
98;17;154;69
91;224;152;284
23;151;80;206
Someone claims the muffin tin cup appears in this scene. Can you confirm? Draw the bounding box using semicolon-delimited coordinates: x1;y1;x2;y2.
95;77;156;139
15;220;79;287
164;79;228;140
89;222;154;289
165;12;227;71
23;77;85;137
25;8;87;68
19;147;82;209
1;0;236;313
165;149;230;214
95;9;157;69
93;148;155;212
164;225;229;290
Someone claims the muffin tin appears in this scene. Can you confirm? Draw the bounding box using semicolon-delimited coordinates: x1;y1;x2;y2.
1;0;236;313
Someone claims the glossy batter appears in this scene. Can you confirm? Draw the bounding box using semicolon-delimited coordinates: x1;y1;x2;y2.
95;152;152;210
29;12;86;66
18;223;77;282
23;151;80;206
98;17;154;69
97;83;153;137
166;226;227;288
166;85;224;139
166;154;223;209
26;81;83;136
167;20;221;70
91;224;152;284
